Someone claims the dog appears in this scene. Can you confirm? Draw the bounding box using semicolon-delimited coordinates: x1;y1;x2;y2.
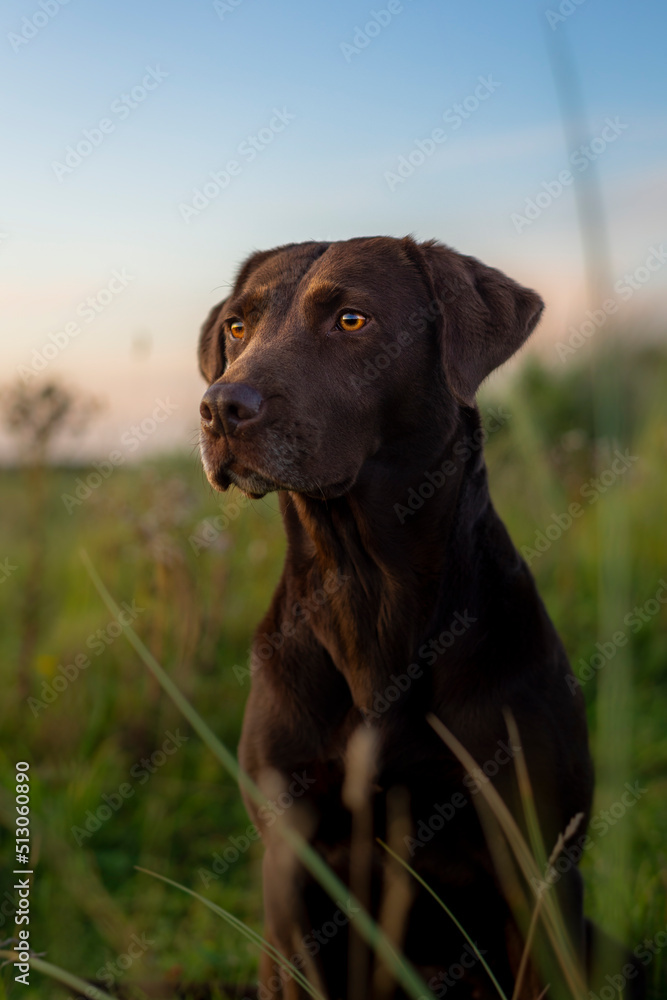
197;237;643;999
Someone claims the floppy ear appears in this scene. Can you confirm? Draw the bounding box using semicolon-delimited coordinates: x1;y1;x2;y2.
410;239;544;406
198;299;227;383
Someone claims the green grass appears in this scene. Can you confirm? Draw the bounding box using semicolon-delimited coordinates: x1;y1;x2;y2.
1;346;666;998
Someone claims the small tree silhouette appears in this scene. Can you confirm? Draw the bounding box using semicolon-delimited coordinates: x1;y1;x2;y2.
1;378;101;696
2;378;100;465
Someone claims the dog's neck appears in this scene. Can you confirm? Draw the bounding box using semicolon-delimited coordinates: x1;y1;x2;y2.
278;408;498;711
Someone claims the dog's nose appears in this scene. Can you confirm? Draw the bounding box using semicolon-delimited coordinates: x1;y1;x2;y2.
200;383;265;436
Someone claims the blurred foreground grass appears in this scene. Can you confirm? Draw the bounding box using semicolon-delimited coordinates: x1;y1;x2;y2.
0;347;666;998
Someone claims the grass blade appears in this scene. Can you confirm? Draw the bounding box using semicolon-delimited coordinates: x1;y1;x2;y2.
81;549;436;1000
0;951;115;1000
135;866;324;999
427;713;587;1000
503;710;549;875
511;899;543;1000
377;839;510;1000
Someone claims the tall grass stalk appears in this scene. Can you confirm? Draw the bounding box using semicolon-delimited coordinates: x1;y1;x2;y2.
135;867;325;999
80;548;436;1000
427;714;588;1000
377;839;510;1000
545;23;633;941
0;950;115;1000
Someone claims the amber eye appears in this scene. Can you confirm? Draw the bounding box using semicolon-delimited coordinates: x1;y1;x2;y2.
229;319;245;340
336;311;367;333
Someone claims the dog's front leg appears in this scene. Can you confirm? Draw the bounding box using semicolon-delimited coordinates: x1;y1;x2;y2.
260;840;330;1000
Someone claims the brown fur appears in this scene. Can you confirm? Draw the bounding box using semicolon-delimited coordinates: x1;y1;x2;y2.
197;237;642;999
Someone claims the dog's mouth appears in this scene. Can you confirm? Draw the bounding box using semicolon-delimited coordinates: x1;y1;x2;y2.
207;458;356;501
223;463;281;499
200;437;278;498
200;431;358;500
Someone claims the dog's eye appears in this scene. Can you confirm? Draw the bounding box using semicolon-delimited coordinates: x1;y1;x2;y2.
229;320;245;340
336;311;367;333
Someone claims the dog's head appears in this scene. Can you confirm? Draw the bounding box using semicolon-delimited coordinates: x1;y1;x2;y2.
198;237;543;498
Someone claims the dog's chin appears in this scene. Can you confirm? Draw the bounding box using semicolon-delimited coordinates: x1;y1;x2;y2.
202;455;359;501
200;430;361;499
202;462;276;499
206;465;358;501
200;436;272;497
226;467;281;499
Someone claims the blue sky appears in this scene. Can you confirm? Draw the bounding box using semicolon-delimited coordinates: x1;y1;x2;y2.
1;0;666;456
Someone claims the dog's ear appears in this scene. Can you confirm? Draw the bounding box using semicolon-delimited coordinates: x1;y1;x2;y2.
198;299;227;383
409;239;544;406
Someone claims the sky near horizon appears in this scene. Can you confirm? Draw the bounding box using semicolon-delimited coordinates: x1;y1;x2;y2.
1;0;666;459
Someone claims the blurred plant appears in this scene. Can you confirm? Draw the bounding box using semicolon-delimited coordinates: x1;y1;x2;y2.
99;468;202;692
1;378;100;466
0;377;101;696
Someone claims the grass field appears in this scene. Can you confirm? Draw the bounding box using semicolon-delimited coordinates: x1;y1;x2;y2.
0;346;666;999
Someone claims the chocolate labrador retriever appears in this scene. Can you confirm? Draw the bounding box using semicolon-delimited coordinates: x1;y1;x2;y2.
197;237;641;999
